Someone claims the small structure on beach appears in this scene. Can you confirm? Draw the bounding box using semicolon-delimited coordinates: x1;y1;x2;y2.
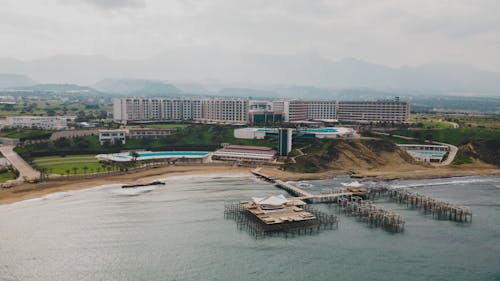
212;145;277;163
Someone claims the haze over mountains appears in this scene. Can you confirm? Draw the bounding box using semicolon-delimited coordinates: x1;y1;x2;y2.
1;48;500;96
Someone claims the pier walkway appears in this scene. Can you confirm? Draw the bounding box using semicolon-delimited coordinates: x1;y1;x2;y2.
252;168;355;202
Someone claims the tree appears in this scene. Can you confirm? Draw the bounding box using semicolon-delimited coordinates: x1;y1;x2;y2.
65;169;71;177
72;167;78;174
82;166;89;174
129;151;140;163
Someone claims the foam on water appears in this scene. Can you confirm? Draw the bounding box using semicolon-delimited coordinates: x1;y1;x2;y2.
388;176;496;189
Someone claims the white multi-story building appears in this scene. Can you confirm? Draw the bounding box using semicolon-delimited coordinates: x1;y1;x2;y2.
114;98;247;124
287;100;308;122
4;116;70;130
113;98;202;124
113;97;410;124
200;99;248;124
305;100;337;121
337;101;410;123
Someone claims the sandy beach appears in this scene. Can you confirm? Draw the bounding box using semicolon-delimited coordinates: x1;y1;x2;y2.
0;165;251;205
1;163;499;205
259;163;500;181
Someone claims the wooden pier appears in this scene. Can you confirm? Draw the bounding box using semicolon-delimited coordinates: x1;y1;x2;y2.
250;168;405;233
337;196;405;233
245;168;471;236
382;188;472;223
252;168;359;203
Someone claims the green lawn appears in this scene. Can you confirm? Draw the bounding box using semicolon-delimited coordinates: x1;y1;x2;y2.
0;171;16;183
390;128;500;146
416;120;455;129
139;123;189;129
32;154;113;175
0;129;52;140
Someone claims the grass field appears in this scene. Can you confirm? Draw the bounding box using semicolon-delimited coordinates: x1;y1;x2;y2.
32;154;112;175
390;128;500;146
0;129;52;140
416;120;455;129
0;171;16;183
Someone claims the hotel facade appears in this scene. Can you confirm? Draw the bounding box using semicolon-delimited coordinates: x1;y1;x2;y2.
113;97;410;124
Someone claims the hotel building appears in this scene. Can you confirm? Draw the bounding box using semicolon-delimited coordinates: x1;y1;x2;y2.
114;98;247;124
305;100;337;121
337;101;410;123
113;97;410;124
3;116;74;130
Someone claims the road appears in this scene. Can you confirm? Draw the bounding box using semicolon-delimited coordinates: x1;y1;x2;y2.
0;145;39;181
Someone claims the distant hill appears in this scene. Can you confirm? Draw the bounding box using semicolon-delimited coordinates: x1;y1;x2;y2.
0;73;37;88
13;83;100;94
93;79;182;96
2;49;500;94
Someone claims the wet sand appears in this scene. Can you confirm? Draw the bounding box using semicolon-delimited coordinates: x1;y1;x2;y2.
0;165;251;205
260;163;500;181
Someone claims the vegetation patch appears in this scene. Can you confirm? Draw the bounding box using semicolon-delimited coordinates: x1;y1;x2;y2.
14;125;275;162
454;139;500;166
0;168;17;183
360;139;396;153
0;128;52;140
390;128;500;146
31;154;116;175
285;140;340;173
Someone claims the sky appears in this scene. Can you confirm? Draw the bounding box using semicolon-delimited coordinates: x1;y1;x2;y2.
1;0;500;72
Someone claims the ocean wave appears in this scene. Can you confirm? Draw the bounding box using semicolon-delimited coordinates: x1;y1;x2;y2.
158;173;252;183
389;177;496;189
1;184;124;208
109;185;158;196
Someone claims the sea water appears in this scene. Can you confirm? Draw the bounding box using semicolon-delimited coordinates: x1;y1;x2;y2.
0;174;498;281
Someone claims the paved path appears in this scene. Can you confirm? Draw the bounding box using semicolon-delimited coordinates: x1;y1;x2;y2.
431;142;458;166
0;145;39;181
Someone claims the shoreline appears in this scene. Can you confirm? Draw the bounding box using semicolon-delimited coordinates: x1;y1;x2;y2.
0;165;252;205
1;164;499;205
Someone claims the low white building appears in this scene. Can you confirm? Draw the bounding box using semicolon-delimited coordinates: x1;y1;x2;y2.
234;128;272;139
99;129;127;145
98;127;177;145
234;127;356;139
4;116;71;130
398;144;448;163
212;145;277;163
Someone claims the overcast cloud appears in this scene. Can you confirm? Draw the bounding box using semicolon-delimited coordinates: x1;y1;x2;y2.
1;0;499;71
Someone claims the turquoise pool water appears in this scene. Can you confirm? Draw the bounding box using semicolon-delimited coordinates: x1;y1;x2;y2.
299;128;338;133
115;151;209;159
415;151;446;155
256;128;339;134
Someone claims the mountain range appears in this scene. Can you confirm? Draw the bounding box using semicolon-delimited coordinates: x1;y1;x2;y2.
1;48;500;95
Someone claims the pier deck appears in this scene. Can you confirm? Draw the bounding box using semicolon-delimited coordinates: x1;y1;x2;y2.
252;168;358;202
240;200;316;225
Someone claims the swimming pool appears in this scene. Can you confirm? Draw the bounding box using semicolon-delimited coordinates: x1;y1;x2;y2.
415;151;447;155
298;128;339;133
97;151;210;162
256;128;340;134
